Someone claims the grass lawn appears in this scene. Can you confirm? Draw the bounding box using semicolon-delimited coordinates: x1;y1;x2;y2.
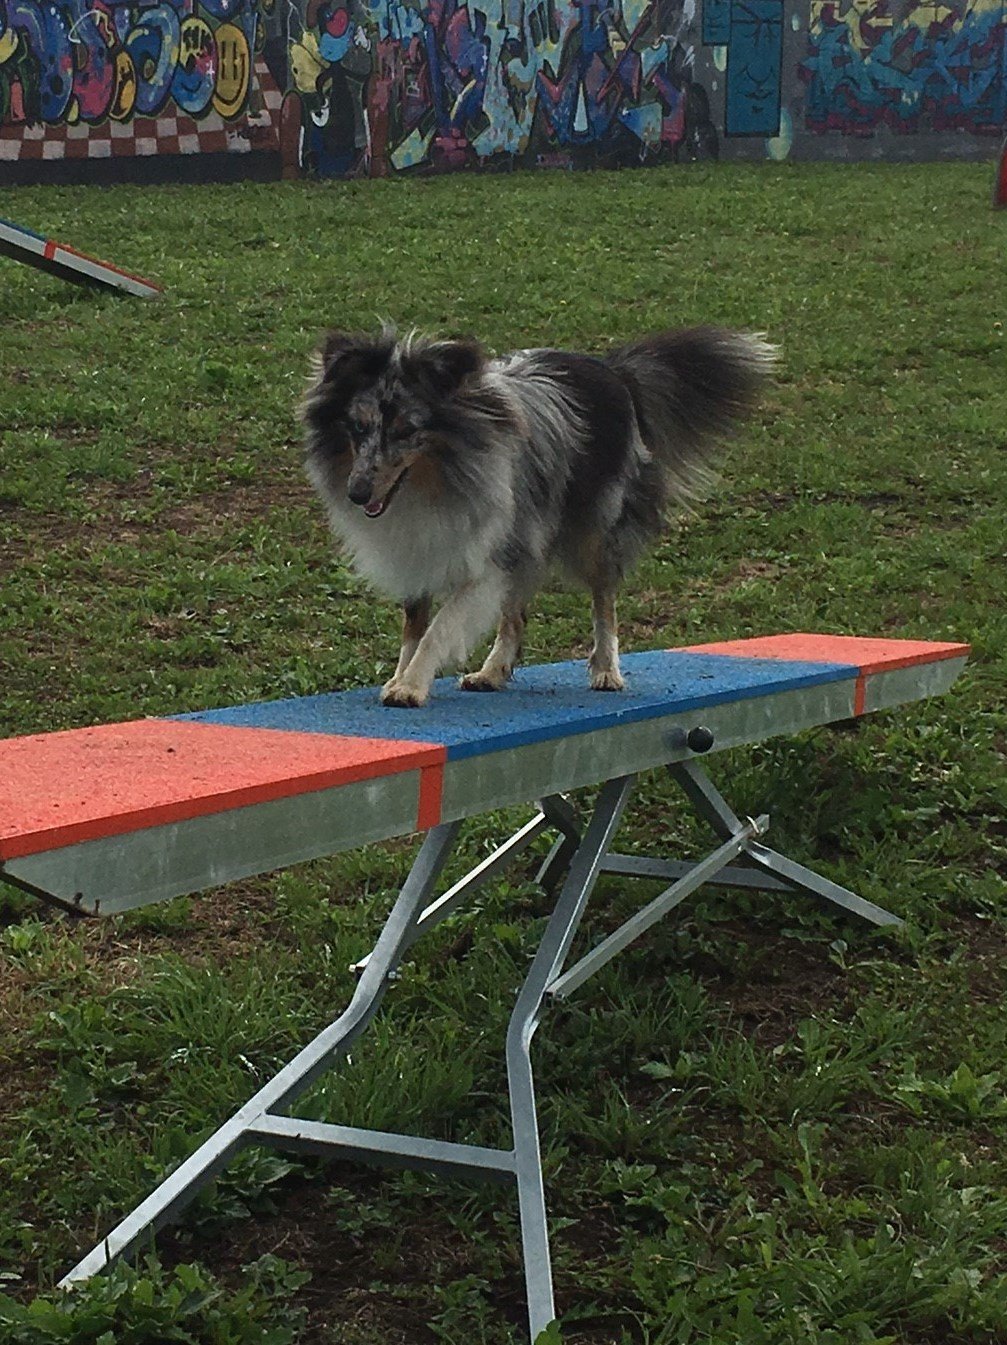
1;162;1005;1345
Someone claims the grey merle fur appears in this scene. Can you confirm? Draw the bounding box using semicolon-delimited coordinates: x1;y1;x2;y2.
301;325;775;707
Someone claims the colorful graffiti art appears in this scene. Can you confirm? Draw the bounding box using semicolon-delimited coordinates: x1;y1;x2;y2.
4;0;1004;179
801;0;1007;135
280;0;720;177
0;0;282;170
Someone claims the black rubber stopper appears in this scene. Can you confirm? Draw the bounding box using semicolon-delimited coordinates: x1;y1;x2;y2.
686;726;715;754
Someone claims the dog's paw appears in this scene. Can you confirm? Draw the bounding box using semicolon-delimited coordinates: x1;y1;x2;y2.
589;668;625;692
459;671;506;693
380;678;429;708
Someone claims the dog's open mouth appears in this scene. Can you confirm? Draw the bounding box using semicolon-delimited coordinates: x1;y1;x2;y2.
362;467;409;519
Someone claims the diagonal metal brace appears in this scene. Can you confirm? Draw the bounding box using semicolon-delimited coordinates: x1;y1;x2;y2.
668;759;902;928
548;813;770;1000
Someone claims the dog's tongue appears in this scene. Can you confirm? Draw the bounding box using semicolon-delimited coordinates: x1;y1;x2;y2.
364;497;387;518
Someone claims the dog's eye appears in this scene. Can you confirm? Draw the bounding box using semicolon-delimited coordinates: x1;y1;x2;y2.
348;416;369;436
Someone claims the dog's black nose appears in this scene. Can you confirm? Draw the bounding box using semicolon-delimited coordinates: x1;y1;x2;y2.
347;480;372;505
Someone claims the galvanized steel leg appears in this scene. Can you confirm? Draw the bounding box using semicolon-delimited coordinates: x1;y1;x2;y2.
668;760;902;928
506;775;636;1341
598;852;792;892
743;841;903;927
59;821;463;1287
535;794;582;894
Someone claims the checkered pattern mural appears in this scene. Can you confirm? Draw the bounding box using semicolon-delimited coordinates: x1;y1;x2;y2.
0;58;281;167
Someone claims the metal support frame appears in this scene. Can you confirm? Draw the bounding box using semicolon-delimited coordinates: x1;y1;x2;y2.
662;761;903;929
60;762;900;1341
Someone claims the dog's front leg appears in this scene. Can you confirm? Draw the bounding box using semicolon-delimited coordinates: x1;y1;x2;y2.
394;597;432;678
459;604;526;692
381;577;502;708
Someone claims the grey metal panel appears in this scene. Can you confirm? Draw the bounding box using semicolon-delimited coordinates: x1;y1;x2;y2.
863;657;969;714
438;679;858;823
2;769;424;915
3;673;899;917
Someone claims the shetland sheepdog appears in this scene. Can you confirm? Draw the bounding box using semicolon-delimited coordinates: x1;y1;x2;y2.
301;326;775;707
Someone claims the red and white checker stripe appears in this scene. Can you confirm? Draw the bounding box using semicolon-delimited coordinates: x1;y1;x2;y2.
0;57;281;165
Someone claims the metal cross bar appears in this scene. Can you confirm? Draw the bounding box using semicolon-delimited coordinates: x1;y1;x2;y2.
598;852;792;892
248;1115;516;1182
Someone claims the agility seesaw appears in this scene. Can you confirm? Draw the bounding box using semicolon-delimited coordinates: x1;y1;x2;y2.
0;632;969;1341
0;218;163;298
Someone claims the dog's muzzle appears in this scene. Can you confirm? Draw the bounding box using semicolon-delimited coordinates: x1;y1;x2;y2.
348;467;409;519
347;477;375;507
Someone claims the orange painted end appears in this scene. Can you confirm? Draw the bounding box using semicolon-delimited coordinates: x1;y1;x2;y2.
680;633;970;675
0;719;445;861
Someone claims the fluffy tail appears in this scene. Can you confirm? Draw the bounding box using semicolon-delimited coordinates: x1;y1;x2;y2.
605;326;777;499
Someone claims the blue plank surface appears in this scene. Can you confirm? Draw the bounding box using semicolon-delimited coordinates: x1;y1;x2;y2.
176;651;856;761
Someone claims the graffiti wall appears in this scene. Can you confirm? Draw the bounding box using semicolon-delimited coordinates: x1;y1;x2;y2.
1;0;1004;181
0;0;283;178
802;0;1006;137
278;0;720;178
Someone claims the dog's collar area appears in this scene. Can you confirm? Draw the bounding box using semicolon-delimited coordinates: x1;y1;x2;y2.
363;467;409;518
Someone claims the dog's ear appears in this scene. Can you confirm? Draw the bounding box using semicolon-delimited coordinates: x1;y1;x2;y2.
413;338;485;395
316;331;394;396
319;330;358;379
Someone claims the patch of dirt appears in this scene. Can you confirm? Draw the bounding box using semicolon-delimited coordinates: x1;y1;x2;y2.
158;1168;529;1345
1;431;315;568
711;558;784;595
935;915;1007;1008
157;477;315;538
693;923;847;1047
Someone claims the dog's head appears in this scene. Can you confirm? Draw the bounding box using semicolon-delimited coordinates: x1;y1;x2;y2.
301;329;486;518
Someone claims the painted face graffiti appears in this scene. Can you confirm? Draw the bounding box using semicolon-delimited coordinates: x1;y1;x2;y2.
0;0;259;128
